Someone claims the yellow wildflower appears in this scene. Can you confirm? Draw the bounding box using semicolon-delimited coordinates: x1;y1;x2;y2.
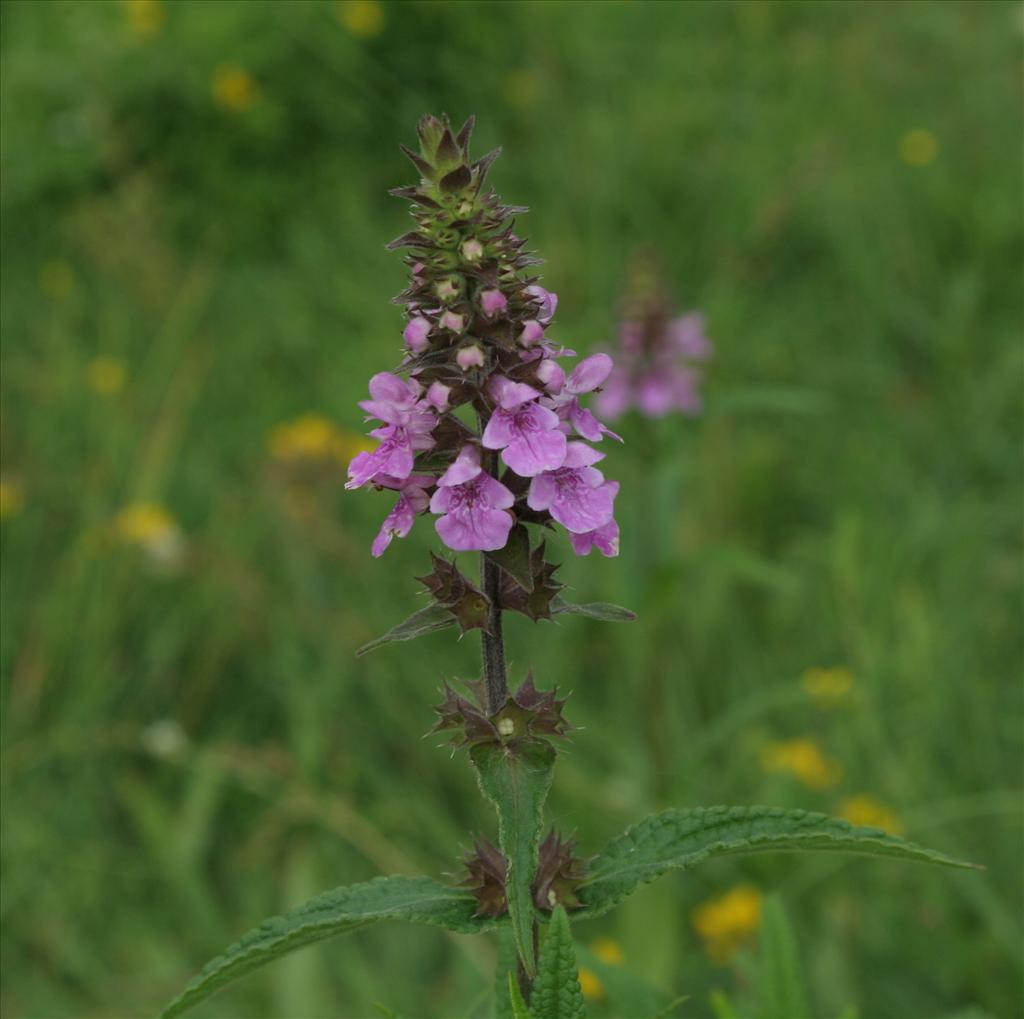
760;738;842;790
268;414;371;466
693;884;763;963
88;356;128;396
591;937;624;966
122;0;164;40
801;665;853;707
212;64;259;114
38;259;75;300
839;794;904;835
114;502;185;565
336;0;385;37
899;129;938;167
577;966;604;1001
0;479;25;521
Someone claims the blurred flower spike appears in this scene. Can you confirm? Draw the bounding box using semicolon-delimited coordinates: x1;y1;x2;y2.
598;254;713;420
839;794;904;835
212;64;259;113
122;0;165;40
88;356;128;396
692;884;763;963
345;114;623;559
801;665;854;707
761;737;842;790
268;414;371;466
0;479;25;521
114;502;186;568
336;0;385;37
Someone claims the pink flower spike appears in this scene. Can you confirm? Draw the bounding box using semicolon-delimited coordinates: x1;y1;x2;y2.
371;477;432;557
480;289;508;317
426;381;451;411
440;310;465;333
526;285;558;324
403;316;431;353
457;344;485;371
519;320;545;347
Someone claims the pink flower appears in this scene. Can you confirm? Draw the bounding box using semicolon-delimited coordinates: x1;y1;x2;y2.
568;482;619;557
371;475;433;557
527;442;616;533
430;446;515;552
480;289;507;317
526;285;558;325
482;376;567;477
545;353;622;443
403;316;431;353
440;310;465;333
346;373;437;488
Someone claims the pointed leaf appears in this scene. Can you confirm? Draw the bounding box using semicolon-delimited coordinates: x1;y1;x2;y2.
508;972;533;1019
495;927;522;1019
487;524;534;592
758;896;809;1019
577;806;977;919
550;597;636;623
471;740;557;976
160;876;495;1018
356;603;455;656
531;905;586;1019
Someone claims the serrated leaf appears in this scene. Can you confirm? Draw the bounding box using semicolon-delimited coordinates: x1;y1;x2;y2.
487;524;534;592
531;905;586;1019
471;740;557;977
356;603;455;656
758;896;809;1019
550;597;636;623
577;806;977;919
508;972;533;1019
160;876;495;1018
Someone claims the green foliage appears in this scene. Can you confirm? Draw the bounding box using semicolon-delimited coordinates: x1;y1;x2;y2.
549;597;637;623
531;906;586;1019
757;896;809;1019
508;972;533;1019
578;806;975;918
495;929;522;1019
471;740;557;975
356;603;455;656
159;876;495;1019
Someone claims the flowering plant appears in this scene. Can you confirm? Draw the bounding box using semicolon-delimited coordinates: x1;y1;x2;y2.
161;116;974;1019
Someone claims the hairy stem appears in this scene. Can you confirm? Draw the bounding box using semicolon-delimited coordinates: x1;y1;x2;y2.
479;453;509;713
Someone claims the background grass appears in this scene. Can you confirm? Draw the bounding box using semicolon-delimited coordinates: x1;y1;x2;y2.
1;1;1022;1017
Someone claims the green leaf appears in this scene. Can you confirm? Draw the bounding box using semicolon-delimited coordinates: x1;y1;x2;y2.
758;896;809;1019
507;972;533;1019
495;927;521;1019
531;905;586;1019
487;524;534;591
356;603;455;656
577;806;977;918
550;596;636;623
160;875;496;1018
471;740;557;976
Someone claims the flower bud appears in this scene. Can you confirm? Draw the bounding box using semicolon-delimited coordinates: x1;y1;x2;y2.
479;289;507;317
426;381;451;410
440;310;465;333
519;320;545;347
461;238;484;262
435;277;459;302
457;344;485;370
536;357;565;394
403;316;431;353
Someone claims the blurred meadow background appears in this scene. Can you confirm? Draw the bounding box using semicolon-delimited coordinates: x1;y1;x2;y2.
2;1;1022;1017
